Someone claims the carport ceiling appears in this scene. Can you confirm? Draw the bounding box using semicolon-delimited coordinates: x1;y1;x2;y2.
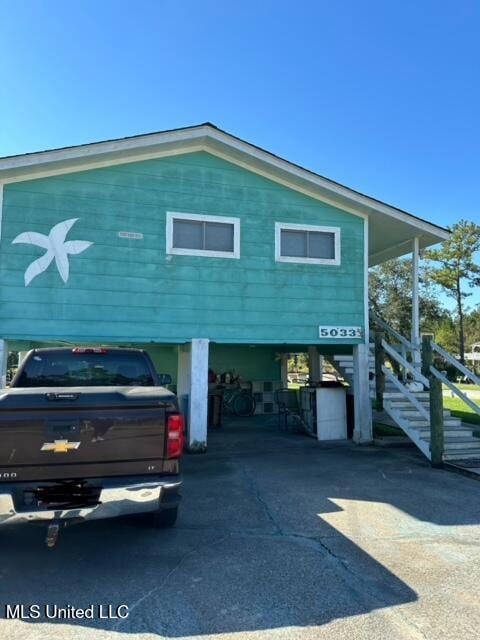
0;123;449;265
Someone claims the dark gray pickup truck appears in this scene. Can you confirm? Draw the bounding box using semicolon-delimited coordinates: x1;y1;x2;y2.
0;347;183;546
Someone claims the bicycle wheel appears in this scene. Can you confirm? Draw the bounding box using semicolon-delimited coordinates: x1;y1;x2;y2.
232;392;256;417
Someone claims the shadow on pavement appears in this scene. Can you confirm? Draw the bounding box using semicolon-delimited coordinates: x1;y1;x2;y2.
1;417;479;637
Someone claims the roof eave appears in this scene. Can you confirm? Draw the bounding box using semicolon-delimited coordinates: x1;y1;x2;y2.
0;123;450;252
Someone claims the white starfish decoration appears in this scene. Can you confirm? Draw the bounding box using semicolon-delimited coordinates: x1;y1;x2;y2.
12;218;93;286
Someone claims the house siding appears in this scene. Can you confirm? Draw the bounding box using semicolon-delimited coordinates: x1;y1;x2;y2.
0;151;365;344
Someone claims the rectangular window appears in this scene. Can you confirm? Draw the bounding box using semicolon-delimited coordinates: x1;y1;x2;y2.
167;212;240;258
275;223;340;265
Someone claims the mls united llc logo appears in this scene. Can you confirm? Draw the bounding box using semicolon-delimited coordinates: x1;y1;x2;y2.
5;604;129;620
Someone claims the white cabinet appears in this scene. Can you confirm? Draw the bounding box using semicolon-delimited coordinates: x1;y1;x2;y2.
300;387;347;441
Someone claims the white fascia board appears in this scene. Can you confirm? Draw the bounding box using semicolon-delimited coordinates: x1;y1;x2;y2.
205;129;450;242
0;124;449;246
0;126;209;172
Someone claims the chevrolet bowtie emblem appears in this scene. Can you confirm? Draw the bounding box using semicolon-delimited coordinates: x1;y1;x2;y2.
41;439;81;453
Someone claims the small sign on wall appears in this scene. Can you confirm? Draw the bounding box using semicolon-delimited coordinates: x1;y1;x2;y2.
118;231;144;240
319;326;363;339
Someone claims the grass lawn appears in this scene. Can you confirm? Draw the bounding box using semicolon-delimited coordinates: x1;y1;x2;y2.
443;383;480;392
443;396;480;426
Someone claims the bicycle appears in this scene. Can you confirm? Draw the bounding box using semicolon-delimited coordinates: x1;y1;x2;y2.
222;384;257;417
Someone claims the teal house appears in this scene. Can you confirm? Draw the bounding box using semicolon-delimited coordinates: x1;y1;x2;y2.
0;124;449;450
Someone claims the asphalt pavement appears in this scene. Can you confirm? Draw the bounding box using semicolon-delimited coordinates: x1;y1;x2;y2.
1;417;479;640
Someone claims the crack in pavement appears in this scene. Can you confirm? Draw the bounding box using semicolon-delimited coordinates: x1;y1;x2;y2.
113;534;229;633
239;462;431;640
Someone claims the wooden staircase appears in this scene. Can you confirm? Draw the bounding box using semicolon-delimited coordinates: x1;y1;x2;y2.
383;392;480;461
331;349;376;398
331;315;480;464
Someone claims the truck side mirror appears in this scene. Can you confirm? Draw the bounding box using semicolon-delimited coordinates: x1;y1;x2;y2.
158;373;172;386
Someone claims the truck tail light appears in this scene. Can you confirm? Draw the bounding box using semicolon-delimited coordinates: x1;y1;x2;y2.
167;414;184;459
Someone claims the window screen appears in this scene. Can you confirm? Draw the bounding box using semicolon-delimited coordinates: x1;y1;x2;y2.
172;219;234;253
280;229;335;259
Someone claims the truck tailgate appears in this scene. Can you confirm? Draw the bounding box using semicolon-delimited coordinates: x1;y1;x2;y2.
0;386;178;481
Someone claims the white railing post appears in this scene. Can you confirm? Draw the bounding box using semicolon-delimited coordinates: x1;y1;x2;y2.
411;236;421;369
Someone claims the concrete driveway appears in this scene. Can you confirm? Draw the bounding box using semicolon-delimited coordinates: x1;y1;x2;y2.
1;418;480;640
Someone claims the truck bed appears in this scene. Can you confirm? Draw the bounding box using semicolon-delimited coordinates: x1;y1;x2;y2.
0;385;179;482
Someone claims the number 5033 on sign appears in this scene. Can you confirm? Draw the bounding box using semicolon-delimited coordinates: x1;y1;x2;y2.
318;326;363;339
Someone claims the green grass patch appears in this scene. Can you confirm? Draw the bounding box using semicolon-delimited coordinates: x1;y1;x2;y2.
443;396;480;426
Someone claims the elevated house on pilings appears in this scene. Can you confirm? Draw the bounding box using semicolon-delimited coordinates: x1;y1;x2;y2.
1;123;478;461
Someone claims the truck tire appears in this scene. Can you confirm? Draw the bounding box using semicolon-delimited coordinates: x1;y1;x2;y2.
151;506;178;528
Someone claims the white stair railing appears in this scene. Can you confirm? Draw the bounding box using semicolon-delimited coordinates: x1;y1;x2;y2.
382;368;430;421
382;339;430;388
430;341;480;422
370;310;422;383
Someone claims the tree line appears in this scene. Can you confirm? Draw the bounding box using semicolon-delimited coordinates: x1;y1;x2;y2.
369;219;480;367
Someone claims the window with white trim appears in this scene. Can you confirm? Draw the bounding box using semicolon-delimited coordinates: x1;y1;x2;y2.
166;212;240;259
275;223;340;265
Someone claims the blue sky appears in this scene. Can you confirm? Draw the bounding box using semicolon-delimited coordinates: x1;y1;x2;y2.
1;0;479;308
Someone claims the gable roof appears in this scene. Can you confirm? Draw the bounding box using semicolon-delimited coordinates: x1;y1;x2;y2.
0;122;449;265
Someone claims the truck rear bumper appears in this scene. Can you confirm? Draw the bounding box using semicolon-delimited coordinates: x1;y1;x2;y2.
0;476;182;525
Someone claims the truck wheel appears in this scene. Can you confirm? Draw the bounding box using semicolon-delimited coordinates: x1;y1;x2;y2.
151;507;178;528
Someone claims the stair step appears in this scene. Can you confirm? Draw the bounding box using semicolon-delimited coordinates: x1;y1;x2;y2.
444;449;480;460
400;410;451;418
386;400;430;408
333;354;375;360
384;392;430;400
407;419;461;428
414;427;474;438
334;364;375;371
443;438;480;450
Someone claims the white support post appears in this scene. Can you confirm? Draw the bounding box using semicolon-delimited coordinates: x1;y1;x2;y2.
280;353;289;388
352;344;373;443
412;236;421;368
0;340;7;388
177;339;209;452
308;346;321;384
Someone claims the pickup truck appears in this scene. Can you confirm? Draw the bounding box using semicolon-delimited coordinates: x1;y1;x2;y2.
0;347;183;546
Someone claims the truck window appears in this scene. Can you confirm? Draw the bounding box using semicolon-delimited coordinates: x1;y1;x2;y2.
16;351;156;387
